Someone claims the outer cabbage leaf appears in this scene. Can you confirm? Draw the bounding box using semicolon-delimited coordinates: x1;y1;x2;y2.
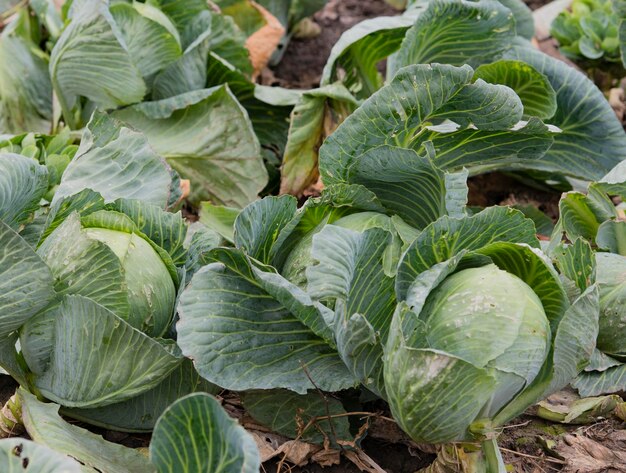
177;249;355;393
32;295;182;408
390;0;517;76
504;44;626;180
54;115;176;209
242;389;350;445
473;60;557;120
308;226;397;397
0;154;48;229
150;393;260;473
319;64;554;187
339;145;469;229
151;11;212;99
0;438;81;472
0;33;52;134
110;2;182;84
0;221;55;338
19;389;153;473
205;53;294;160
62;359;218;432
321;15;415;99
49;0;146;126
112;87;267;206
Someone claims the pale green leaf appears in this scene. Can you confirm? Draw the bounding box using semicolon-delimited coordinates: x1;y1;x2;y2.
49;0;146;123
0;220;55;338
148;0;209;30
597;220;626;255
499;0;534;39
19;389;154;473
35;212;129;319
595;252;626;355
33;295;182;408
0;438;82;472
110;3;182;83
558;191;615;243
177;250;356;393
553;239;595;291
209;11;252;75
214;0;265;36
0;34;52;134
151;11;211;99
545;285;599;394
112;87;267;207
205;53;293;156
574;364;626;396
0;154;48;229
198;202;240;243
55;125;175;209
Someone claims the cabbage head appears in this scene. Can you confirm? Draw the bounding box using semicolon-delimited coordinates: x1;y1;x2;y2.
384;207;598;468
30;210;177;338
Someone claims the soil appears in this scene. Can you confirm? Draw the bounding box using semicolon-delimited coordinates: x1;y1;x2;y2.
270;0;400;90
467;172;561;223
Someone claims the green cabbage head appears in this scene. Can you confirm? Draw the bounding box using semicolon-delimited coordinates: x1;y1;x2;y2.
82;227;176;337
420;264;551;420
383;210;582;450
33;212;176;338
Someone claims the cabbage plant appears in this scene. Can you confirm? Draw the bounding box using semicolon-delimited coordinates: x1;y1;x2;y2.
549;162;626;398
0;116;222;432
283;0;626;194
384;207;600;470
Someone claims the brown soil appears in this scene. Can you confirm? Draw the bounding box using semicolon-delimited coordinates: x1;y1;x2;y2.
270;0;400;90
468;172;561;222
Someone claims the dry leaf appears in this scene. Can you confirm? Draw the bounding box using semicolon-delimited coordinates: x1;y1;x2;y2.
249;430;291;462
344;449;387;473
557;432;626;472
311;448;341;467
275;440;322;466
609;88;626;122
179;179;190;200
245;2;285;79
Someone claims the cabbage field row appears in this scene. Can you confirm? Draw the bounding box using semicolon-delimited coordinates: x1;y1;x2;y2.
0;0;625;471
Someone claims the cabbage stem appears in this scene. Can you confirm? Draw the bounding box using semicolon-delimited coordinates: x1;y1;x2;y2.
482;438;506;473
